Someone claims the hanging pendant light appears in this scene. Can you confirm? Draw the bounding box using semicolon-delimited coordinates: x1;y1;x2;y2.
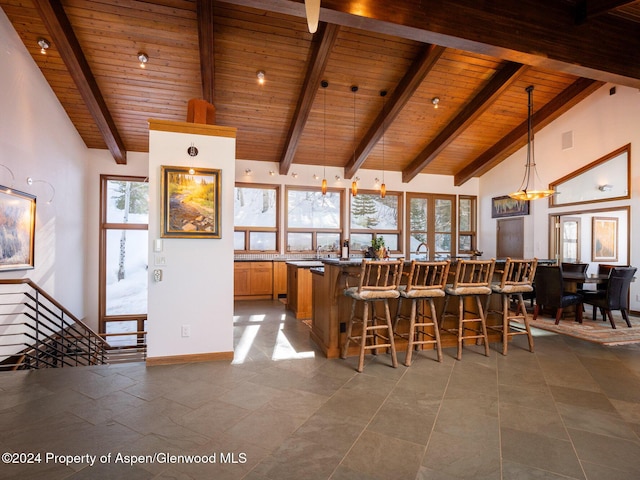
379;90;387;199
351;85;359;197
304;0;321;34
508;85;555;201
321;80;328;195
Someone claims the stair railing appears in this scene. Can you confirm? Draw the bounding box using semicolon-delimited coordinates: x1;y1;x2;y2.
0;278;110;370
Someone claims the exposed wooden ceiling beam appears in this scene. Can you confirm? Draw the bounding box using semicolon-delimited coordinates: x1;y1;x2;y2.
219;0;640;88
279;22;340;175
401;62;528;183
32;0;126;164
197;0;215;104
343;44;445;180
575;0;638;24
453;78;606;186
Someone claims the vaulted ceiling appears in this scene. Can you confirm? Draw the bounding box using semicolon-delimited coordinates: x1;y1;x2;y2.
2;0;639;185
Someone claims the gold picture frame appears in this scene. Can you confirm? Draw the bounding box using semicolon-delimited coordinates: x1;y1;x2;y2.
592;216;617;262
0;186;36;270
160;166;221;238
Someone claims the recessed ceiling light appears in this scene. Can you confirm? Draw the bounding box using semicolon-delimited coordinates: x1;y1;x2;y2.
256;70;265;85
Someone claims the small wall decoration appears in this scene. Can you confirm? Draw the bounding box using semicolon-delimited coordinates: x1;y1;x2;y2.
0;187;36;270
160;166;221;238
491;195;530;218
592;216;618;262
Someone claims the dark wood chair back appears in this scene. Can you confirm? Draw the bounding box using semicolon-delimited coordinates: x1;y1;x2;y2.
604;267;637;310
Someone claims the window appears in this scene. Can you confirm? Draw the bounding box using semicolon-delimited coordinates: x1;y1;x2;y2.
234;184;279;252
99;175;148;345
286;187;343;252
458;196;477;253
350;191;402;252
406;193;456;259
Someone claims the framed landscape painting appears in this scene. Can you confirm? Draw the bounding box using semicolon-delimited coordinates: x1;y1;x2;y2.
160;166;221;238
0;187;36;270
592;216;617;262
491;195;529;218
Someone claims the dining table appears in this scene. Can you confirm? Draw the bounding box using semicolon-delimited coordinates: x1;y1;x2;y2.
562;272;610;292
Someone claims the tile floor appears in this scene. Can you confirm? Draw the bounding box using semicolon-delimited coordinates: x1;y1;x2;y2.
1;300;640;479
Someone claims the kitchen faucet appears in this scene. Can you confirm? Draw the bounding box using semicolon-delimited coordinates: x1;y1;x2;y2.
416;242;429;259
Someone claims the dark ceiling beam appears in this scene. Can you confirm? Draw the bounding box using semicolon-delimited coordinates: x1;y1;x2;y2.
343;44;445;180
32;0;127;164
401;62;528;183
197;0;215;104
575;0;637;24
279;22;340;175
453;78;606;186
219;0;640;88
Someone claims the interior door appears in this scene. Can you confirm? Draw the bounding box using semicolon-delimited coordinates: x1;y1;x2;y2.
560;216;581;263
496;217;524;258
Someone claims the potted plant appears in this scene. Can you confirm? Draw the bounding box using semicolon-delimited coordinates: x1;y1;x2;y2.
370;236;386;259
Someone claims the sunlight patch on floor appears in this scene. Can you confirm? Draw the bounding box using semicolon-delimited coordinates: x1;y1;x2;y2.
271;322;315;361
232;324;260;364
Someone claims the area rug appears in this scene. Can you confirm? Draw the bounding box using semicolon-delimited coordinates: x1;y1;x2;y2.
529;314;640;346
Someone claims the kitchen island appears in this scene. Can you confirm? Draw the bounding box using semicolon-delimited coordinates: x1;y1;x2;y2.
310;258;506;359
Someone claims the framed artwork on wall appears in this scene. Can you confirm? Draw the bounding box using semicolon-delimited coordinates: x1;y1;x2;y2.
0;186;36;270
160;166;221;238
592;216;618;262
491;195;529;218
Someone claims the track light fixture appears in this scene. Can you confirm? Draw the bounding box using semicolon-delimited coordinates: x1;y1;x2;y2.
137;52;148;68
37;38;50;54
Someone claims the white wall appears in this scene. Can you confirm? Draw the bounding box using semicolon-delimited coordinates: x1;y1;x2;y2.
147;124;235;359
0;9;88;318
479;84;640;309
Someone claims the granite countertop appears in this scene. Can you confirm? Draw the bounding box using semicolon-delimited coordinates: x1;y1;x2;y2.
285;260;324;267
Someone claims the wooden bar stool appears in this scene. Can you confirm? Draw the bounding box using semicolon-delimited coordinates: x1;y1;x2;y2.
441;259;495;360
394;260;450;365
486;257;538;355
341;259;404;372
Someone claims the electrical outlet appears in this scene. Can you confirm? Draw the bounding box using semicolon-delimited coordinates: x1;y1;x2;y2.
181;325;191;337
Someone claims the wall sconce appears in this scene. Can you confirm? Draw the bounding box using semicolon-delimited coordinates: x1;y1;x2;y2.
137;52;148;68
27;177;56;204
335;175;341;181
256;70;265;85
291;172;298;178
598;184;613;192
313;174;319;180
432;97;439;109
37;38;50;55
269;170;276;176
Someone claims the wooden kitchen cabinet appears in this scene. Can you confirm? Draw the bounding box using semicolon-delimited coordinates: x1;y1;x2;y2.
250;262;273;295
272;261;288;299
234;261;273;299
234;262;251;296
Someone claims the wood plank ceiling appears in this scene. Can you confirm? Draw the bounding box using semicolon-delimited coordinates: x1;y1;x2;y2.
2;0;639;184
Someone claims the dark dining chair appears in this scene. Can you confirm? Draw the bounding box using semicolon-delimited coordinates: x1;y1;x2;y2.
561;262;589;290
582;266;637;329
533;266;584;324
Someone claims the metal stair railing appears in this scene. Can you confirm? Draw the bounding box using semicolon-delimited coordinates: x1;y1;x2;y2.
0;278;110;370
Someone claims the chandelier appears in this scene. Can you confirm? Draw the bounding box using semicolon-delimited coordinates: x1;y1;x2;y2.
508;85;554;201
